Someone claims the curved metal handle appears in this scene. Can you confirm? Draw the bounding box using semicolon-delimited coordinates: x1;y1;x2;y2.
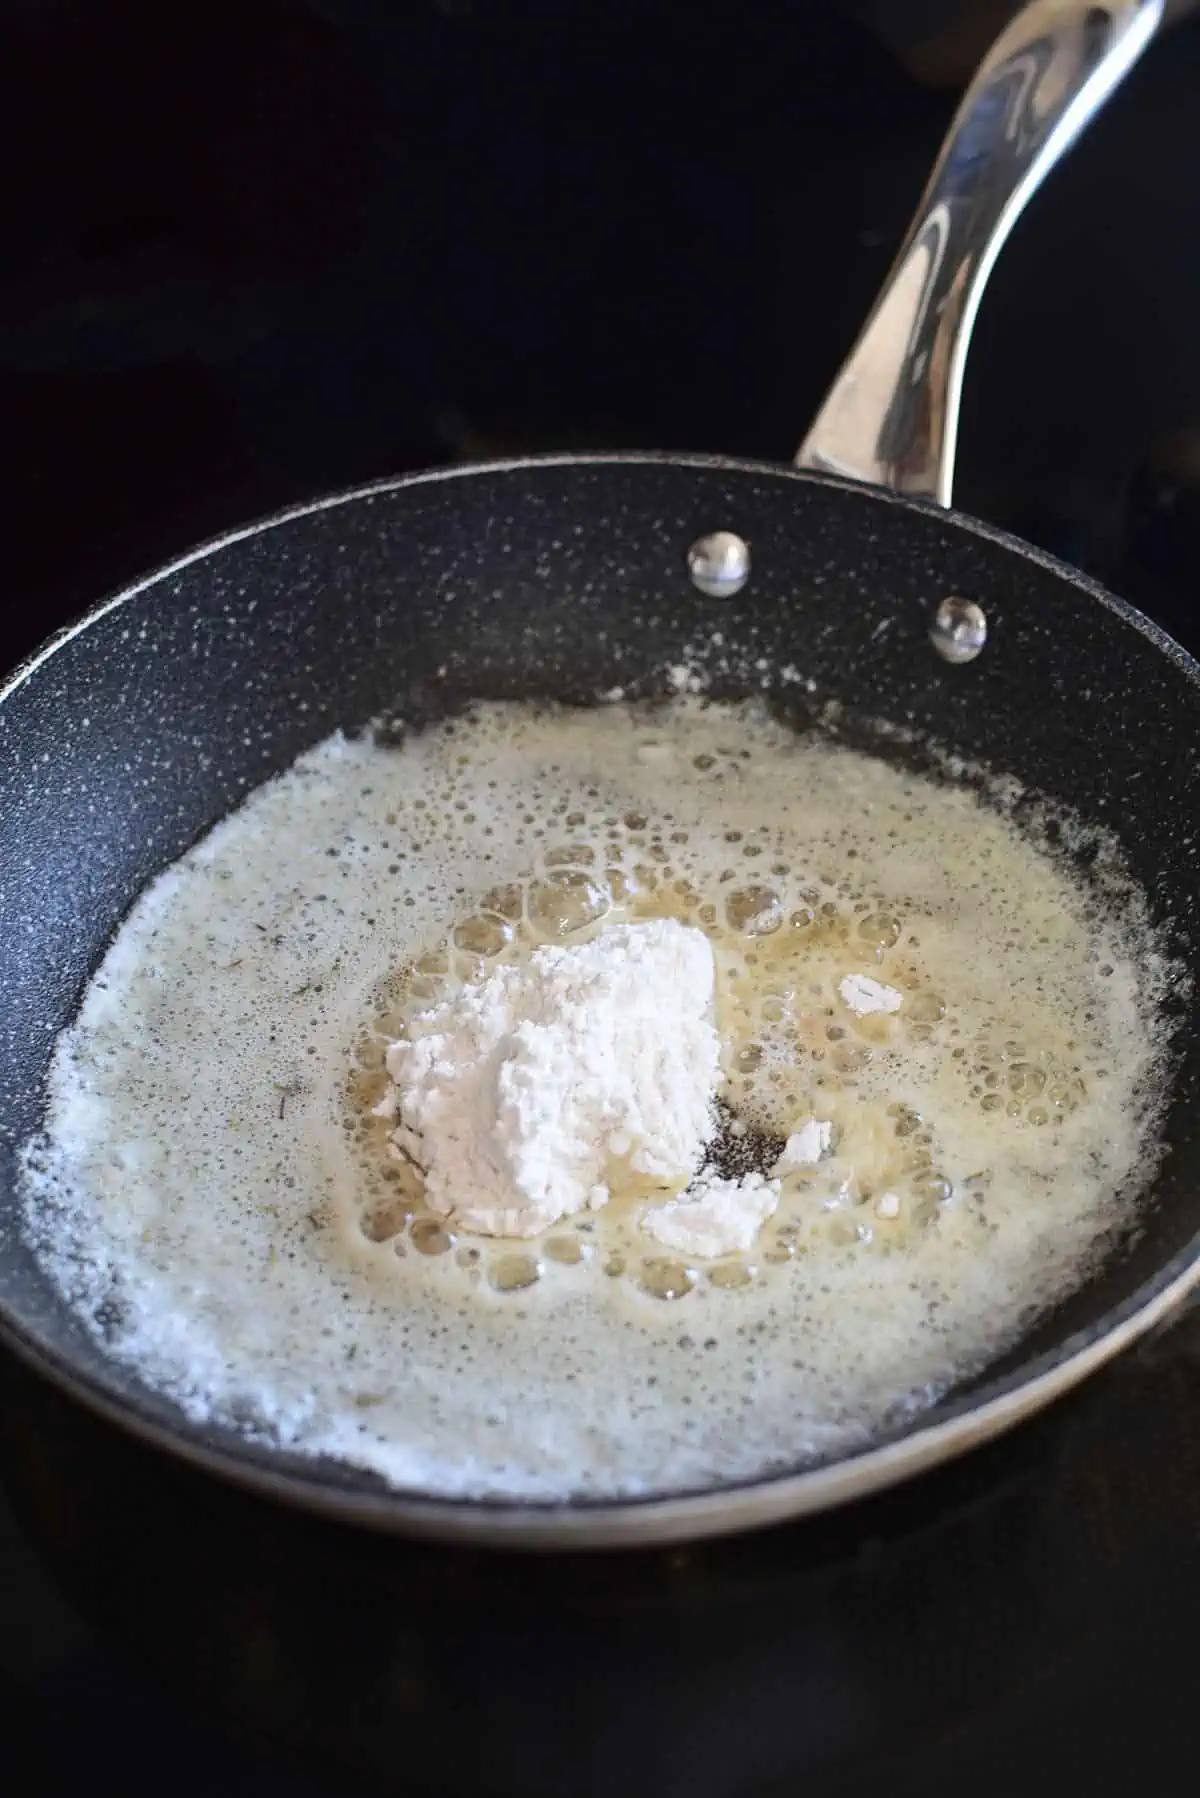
795;0;1163;507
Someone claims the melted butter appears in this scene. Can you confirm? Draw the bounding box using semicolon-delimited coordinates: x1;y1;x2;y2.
349;717;1131;1287
18;698;1177;1502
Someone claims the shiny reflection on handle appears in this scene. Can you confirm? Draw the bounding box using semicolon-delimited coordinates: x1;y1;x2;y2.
796;0;1163;507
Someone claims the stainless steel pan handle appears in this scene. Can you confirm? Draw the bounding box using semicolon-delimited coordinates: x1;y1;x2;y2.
796;0;1163;507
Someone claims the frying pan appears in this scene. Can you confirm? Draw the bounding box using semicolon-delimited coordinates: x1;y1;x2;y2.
1;0;1196;1550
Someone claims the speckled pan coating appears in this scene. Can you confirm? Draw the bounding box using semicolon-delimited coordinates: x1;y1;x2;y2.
2;454;1199;1546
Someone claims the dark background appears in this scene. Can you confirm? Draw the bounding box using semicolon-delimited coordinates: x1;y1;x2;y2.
3;4;1200;1795
3;0;1200;665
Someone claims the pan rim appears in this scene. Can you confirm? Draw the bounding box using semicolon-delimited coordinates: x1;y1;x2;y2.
4;449;1200;1547
1;1251;1196;1548
6;449;1199;708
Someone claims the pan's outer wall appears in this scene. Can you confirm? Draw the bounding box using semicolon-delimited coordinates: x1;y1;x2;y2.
1;454;1199;1545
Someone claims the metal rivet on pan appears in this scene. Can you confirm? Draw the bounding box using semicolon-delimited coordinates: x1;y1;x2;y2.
687;531;750;598
929;595;987;664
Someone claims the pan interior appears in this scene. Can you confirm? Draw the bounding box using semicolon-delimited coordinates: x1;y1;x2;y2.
3;457;1200;1523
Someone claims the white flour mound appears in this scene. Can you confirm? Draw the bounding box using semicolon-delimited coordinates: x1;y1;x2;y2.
381;920;721;1237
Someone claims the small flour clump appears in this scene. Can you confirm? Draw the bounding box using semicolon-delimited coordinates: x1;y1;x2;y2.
773;1119;832;1173
839;973;903;1016
641;1171;780;1260
381;920;722;1237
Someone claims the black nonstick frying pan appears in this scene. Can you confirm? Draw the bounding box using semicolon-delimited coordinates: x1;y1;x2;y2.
1;0;1196;1549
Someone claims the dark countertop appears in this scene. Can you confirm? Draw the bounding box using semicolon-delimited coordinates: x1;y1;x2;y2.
3;1299;1199;1798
